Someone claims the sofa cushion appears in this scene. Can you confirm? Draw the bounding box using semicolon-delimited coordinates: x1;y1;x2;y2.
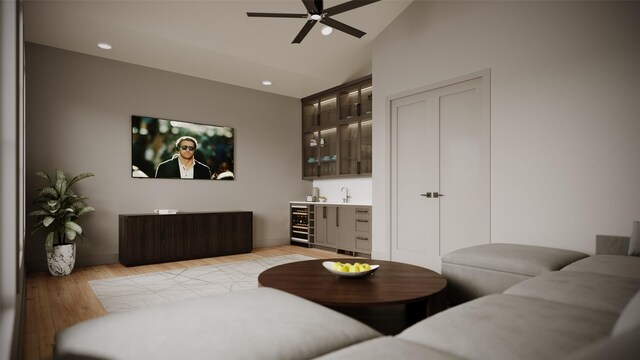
315;337;462;360
596;235;631;255
504;271;640;314
565;324;640;360
441;243;588;303
612;289;640;336
561;255;640;280
629;221;640;256
442;243;588;276
397;294;617;360
54;287;381;360
441;262;532;304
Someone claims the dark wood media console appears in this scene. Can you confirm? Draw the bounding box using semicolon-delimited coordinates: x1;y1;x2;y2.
119;211;253;266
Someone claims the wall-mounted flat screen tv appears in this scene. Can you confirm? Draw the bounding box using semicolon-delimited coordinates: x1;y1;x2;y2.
131;115;234;180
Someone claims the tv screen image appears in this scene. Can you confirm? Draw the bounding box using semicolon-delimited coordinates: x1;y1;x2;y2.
131;115;234;180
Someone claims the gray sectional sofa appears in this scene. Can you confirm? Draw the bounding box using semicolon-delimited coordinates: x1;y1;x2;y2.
55;236;640;360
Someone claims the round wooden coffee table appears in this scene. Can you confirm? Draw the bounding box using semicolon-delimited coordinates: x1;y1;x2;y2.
258;258;447;334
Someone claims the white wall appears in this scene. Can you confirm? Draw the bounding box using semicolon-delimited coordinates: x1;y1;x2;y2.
372;1;640;258
25;43;310;270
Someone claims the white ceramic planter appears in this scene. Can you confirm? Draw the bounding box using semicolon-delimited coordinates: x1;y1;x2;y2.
47;243;76;276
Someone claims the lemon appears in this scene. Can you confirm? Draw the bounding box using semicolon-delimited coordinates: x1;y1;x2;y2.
331;261;373;273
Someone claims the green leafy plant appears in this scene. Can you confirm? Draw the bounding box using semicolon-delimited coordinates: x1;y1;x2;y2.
29;170;95;252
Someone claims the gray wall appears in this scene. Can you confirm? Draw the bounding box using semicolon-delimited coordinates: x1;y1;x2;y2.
372;1;640;257
25;43;309;271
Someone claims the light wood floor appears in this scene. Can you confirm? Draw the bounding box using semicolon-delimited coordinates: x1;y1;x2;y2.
22;245;354;360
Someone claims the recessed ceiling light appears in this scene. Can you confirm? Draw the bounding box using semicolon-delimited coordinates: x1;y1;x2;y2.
262;80;272;86
321;26;333;36
97;42;112;50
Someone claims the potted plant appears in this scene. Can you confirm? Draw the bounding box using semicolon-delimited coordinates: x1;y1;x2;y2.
29;169;95;276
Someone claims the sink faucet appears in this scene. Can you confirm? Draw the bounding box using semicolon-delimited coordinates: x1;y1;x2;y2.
341;187;350;203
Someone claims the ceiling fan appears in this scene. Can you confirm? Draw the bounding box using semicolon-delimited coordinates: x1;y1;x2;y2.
247;0;381;44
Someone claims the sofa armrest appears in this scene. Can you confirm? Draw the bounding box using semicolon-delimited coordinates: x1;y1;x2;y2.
596;235;630;255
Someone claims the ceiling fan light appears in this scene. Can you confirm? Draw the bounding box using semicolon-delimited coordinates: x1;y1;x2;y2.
310;13;322;21
321;26;333;36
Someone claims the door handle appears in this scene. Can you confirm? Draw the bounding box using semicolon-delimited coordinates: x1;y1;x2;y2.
420;192;445;198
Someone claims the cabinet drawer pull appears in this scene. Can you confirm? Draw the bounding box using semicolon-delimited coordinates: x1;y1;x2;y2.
356;210;369;214
356;219;369;223
356;237;369;241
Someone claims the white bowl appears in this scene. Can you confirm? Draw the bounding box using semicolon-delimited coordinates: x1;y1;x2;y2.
322;261;380;278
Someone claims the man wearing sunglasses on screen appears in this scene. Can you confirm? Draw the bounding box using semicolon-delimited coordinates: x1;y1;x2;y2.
155;136;212;179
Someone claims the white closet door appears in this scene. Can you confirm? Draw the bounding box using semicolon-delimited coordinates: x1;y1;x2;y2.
391;75;490;271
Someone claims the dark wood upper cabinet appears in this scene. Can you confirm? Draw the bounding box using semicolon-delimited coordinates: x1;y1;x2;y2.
301;75;372;179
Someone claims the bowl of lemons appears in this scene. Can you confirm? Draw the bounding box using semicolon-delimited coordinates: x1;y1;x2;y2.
322;261;379;278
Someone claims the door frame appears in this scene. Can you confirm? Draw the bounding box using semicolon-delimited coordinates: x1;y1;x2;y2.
384;69;491;261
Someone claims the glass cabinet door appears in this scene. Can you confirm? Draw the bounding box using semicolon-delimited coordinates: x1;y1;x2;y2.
319;95;337;128
319;128;337;176
303;132;319;177
339;122;359;175
360;80;373;117
339;85;360;121
360;120;372;174
302;99;318;130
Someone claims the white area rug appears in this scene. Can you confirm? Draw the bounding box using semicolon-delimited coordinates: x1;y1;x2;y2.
89;254;313;313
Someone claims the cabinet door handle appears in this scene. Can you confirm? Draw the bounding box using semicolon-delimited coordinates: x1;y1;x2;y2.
336;207;339;227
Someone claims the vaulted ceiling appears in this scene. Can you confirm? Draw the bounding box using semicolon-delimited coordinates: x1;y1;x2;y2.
24;0;412;98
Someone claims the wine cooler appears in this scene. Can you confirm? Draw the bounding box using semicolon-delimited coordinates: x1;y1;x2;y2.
290;203;314;246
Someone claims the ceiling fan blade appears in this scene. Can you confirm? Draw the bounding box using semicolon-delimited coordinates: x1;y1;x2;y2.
302;0;323;14
292;20;317;44
324;0;380;17
320;17;366;38
247;12;308;19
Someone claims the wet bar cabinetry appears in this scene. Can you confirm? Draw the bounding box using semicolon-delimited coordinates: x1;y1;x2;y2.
119;212;253;266
302;75;372;179
311;204;372;256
